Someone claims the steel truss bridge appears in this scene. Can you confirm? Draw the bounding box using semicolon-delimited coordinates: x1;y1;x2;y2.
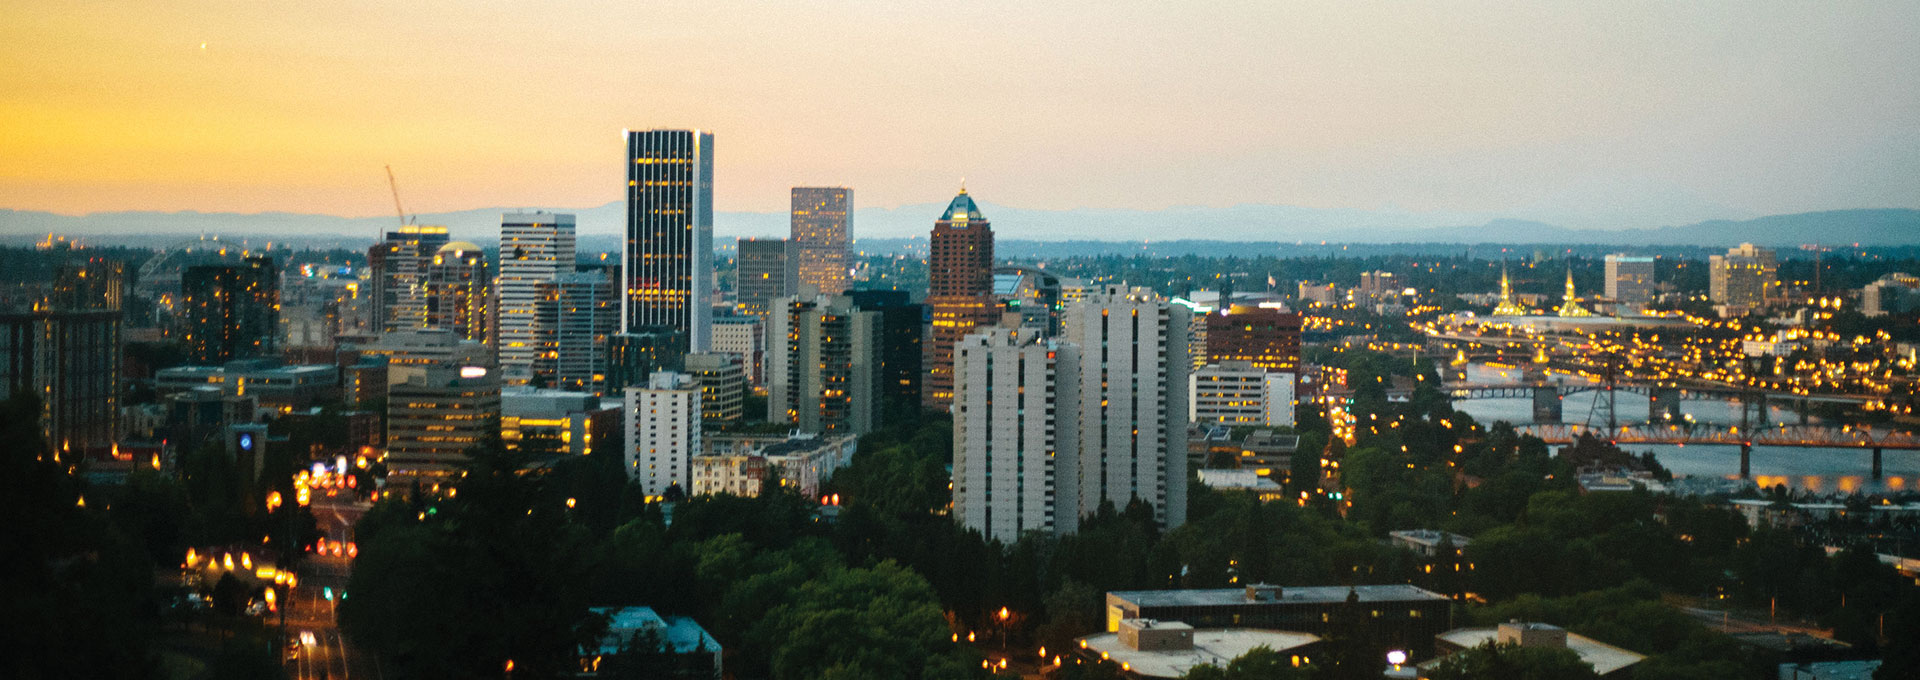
1515;423;1917;479
1448;382;1871;406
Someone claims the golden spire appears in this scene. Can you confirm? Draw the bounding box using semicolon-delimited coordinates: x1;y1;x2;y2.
1492;262;1530;316
1558;267;1593;318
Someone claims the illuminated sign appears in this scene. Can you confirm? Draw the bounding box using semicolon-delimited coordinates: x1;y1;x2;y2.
460;366;488;378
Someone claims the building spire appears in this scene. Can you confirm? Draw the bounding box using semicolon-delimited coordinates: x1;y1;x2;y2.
1558;266;1593;318
1492;262;1530;316
959;178;967;195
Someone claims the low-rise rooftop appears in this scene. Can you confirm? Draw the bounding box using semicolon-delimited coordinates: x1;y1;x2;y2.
1112;584;1449;608
1079;626;1317;679
1431;626;1644;676
587;606;720;657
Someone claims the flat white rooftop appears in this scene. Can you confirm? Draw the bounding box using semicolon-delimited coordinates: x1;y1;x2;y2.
1432;627;1644;676
1079;628;1318;679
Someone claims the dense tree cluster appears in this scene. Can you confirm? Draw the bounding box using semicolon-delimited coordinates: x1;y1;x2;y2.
1424;640;1598;680
0;389;323;679
338;346;1920;680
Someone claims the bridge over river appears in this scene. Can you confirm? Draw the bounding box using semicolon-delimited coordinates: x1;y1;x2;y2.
1513;423;1919;479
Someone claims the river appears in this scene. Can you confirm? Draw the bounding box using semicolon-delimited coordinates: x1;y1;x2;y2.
1450;364;1919;494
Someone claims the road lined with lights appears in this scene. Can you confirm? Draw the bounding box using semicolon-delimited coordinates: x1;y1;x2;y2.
288;498;378;680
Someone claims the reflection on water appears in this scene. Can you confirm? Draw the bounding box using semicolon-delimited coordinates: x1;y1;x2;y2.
1451;364;1911;494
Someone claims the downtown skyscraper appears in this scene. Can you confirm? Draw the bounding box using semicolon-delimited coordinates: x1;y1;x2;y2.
735;238;792;316
623;129;714;354
424;241;490;344
791;187;851;296
367;225;450;333
497;212;577;383
924;187;996;409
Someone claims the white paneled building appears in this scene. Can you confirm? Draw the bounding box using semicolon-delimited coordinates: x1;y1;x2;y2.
952;285;1190;543
710;316;764;385
497;212;576;384
1063;286;1190;531
1190;361;1296;428
953;328;1080;542
624;371;701;498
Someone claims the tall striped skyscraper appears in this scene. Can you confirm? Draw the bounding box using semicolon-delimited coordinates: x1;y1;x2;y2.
623;129;714;354
497;212;576;383
790;187;851;296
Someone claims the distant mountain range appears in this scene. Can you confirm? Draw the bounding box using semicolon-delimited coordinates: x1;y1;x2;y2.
2;203;1914;249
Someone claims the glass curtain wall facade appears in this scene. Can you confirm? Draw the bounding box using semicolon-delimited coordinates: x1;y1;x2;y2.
790;187;851;296
623;129;714;354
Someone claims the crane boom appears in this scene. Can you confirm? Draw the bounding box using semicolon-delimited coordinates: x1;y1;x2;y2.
385;165;409;226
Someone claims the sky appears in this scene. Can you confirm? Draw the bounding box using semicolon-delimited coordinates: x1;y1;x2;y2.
3;1;1917;230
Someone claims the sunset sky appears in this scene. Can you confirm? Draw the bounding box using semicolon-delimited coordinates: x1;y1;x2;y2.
3;1;1916;229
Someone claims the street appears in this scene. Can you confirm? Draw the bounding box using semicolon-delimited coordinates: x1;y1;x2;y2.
283;498;380;680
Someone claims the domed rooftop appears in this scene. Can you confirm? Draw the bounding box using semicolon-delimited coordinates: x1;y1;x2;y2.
437;241;484;254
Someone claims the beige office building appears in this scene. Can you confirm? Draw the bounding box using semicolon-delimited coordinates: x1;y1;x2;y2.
790;187;852;296
1709;243;1778;307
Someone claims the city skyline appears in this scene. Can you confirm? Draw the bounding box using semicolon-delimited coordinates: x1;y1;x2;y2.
9;5;1920;679
4;3;1918;232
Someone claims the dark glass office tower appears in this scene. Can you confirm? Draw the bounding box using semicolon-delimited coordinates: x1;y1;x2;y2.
623;129;714;354
845;289;924;421
735;237;792;316
180;256;279;364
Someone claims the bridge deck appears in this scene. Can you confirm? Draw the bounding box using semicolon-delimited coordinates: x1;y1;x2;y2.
1514;424;1920;449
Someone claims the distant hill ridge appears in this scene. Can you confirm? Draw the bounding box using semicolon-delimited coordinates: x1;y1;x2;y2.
2;204;1913;248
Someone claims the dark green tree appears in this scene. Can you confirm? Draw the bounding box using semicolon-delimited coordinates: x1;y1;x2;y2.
1425;641;1598;680
1181;644;1317;679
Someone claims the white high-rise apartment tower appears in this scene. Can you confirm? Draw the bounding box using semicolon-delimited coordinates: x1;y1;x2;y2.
497;212;576;384
952;328;1080;541
624;371;701;498
1060;285;1189;531
951;285;1190;542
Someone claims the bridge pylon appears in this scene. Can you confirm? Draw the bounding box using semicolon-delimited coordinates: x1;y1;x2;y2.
1649;387;1682;425
1532;386;1563;424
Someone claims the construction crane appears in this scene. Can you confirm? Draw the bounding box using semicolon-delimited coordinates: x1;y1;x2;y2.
385;165;412;226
